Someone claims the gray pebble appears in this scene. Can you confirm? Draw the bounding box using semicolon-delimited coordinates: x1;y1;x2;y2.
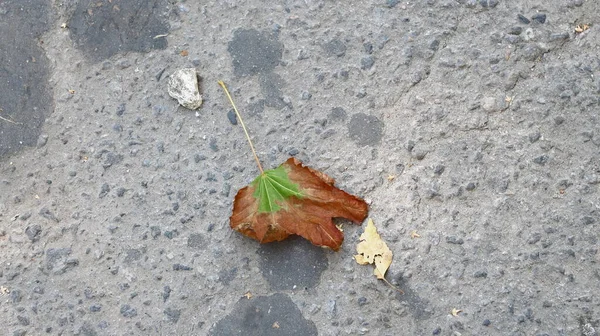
361;56;375;70
550;32;569;41
117;60;131;69
209;138;218;152
532;13;546;24
17;316;30;326
446;236;464;245
163;286;172;302
348;113;384;146
39;207;60;222
385;0;400;8
120;304;137;318
227;110;238;125
90;305;102;312
582;216;595;225
301;91;312;100
518;14;530;24
326;300;337;319
473;270;488;278
329;107;348;122
173;264;192;271
554;116;565;125
116;103;126;116
483;319;491;326
11;289;23;303
116;187;126;197
528;232;542;244
99;183;110;198
434;165;445;176
194;153;207;163
323;39;347;57
150;226;161;239
288;148;299;156
528;131;541;143
508;26;523;35
36;134;49;148
164;230;178;239
396;164;405;175
188;233;205;249
103;152;123;168
164;308;181;323
413;150;427;160
533;155;549;165
320;129;336;139
25;225;42;242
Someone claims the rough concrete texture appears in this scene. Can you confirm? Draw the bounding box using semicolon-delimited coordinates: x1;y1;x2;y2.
1;0;599;335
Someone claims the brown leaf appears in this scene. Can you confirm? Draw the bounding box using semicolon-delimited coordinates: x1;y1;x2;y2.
230;158;368;251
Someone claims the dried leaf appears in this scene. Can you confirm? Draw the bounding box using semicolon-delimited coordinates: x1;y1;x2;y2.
354;218;392;279
230;157;368;251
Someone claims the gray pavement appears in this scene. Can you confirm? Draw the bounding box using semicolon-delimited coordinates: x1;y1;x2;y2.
1;0;599;335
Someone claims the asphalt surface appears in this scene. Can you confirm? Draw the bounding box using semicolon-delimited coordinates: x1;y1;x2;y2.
1;0;599;335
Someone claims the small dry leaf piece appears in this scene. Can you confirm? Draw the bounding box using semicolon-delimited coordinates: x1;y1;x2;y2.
354;218;393;279
230;157;368;251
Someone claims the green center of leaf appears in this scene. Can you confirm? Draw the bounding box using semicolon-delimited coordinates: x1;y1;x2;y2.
252;166;304;213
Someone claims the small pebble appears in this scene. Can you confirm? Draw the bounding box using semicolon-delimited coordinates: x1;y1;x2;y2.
446;236;464;245
508;26;523;35
533;155;549;165
473;270;488;278
173;264;192;271
99;183;110;198
357;297;367;306
483;319;491;326
361;56;375;70
532;13;546;24
120;304;137;318
518;14;530;24
116;103;126;116
227;110;238;125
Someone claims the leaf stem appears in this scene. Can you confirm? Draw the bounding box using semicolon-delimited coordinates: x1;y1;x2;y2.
218;81;264;174
0;108;21;125
382;277;404;295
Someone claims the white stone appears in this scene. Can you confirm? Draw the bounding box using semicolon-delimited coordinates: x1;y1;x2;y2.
168;68;203;110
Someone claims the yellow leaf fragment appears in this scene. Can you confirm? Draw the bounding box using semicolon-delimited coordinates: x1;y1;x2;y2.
575;24;589;33
243;291;253;299
272;321;280;329
451;308;462;317
410;230;420;239
354;218;393;279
